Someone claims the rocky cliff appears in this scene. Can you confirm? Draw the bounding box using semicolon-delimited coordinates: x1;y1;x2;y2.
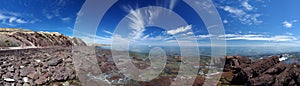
0;28;86;48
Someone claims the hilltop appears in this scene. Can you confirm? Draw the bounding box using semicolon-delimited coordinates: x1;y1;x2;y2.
0;28;86;49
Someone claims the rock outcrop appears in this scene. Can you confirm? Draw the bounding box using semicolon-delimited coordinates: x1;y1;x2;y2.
225;56;300;85
0;28;86;48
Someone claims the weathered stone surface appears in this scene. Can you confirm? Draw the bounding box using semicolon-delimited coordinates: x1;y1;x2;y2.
48;58;63;66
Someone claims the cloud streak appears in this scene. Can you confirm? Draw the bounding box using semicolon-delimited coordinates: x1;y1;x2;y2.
173;33;298;42
225;35;297;41
167;25;192;35
103;30;113;35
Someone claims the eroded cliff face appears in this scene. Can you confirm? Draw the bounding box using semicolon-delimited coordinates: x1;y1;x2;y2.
0;28;86;48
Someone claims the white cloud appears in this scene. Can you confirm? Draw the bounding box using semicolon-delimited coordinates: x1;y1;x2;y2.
61;17;71;22
223;19;228;24
218;34;264;38
240;14;263;25
141;34;150;40
221;6;262;25
169;0;179;10
76;30;299;47
56;0;68;6
285;32;293;35
0;13;33;25
103;30;113;35
165;40;198;46
283;21;292;28
222;6;245;16
73;30;113;45
219;1;263;25
181;33;298;42
283;20;297;28
16;19;28;23
42;0;72;21
271;36;298;41
8;17;17;23
126;7;161;40
187;32;193;35
195;34;214;39
46;14;53;19
0;14;7;19
167;25;192;35
225;34;297;42
241;1;253;11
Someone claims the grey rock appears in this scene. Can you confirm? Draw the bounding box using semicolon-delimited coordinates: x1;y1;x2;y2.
20;67;35;76
22;83;30;86
4;78;15;82
27;73;38;80
7;67;14;72
34;79;44;85
48;58;63;66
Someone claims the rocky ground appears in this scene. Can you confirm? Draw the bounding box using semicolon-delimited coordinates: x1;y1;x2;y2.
223;55;300;85
1;46;300;86
0;47;79;86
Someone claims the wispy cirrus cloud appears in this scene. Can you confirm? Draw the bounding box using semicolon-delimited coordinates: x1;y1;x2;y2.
123;1;184;41
126;8;146;40
125;6;163;40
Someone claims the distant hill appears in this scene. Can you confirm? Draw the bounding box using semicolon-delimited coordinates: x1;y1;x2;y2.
0;28;86;48
88;43;110;46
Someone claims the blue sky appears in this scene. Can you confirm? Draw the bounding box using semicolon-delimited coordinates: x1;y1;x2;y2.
1;0;300;47
0;0;84;34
